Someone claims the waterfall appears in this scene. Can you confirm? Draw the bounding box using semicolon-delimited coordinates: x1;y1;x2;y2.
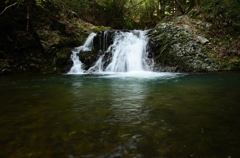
67;30;154;74
67;33;96;74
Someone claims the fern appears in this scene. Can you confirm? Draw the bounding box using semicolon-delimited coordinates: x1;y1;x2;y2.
5;0;10;4
35;0;44;8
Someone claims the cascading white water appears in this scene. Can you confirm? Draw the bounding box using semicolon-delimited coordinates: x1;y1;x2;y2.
68;30;154;75
108;30;152;72
88;30;153;73
67;33;96;74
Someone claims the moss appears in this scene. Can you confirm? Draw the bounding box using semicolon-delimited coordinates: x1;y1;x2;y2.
56;49;72;59
150;18;223;72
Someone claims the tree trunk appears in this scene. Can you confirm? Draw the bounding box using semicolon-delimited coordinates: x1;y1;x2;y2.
26;0;31;31
159;0;166;17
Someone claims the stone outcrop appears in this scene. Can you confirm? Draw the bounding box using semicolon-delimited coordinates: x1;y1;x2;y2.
148;16;220;72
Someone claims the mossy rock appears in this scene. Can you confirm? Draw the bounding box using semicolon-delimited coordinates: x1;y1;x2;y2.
149;22;220;72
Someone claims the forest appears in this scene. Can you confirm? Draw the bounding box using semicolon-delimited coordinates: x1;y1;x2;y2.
0;0;240;73
1;0;240;29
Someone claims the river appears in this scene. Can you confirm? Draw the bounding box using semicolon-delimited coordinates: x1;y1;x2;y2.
0;72;240;157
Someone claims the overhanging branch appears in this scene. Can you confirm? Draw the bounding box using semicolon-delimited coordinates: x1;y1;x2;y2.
0;1;19;16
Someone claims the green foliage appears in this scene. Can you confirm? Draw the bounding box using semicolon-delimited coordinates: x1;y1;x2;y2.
5;0;10;4
201;0;240;31
2;0;239;29
35;0;44;8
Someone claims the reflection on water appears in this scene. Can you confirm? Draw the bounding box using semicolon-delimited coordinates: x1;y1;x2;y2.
0;72;240;157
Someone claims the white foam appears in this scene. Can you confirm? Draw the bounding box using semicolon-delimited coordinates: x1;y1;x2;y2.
95;71;180;79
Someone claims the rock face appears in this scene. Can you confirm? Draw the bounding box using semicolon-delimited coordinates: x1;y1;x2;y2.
148;16;220;72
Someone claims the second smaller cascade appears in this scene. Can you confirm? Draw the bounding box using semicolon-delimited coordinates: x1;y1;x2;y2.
68;33;96;74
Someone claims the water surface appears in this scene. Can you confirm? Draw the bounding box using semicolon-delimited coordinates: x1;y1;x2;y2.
0;72;240;157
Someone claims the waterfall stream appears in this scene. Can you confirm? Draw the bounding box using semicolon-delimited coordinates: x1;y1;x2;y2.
68;33;96;74
67;30;154;75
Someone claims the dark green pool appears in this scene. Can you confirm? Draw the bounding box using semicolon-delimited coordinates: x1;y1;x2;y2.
0;72;240;157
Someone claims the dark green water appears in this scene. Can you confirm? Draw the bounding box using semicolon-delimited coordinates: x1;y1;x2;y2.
0;72;240;158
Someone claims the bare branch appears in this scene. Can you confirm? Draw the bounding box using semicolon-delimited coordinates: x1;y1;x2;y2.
0;1;19;16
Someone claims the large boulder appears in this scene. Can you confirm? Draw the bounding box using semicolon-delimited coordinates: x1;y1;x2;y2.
148;16;220;72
